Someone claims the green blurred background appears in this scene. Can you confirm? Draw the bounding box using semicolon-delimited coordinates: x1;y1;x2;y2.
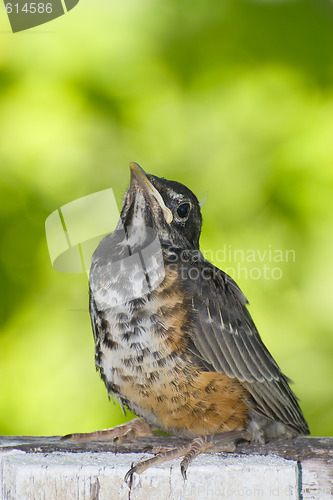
0;0;333;437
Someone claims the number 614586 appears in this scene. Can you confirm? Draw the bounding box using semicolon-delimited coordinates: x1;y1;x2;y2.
5;3;53;14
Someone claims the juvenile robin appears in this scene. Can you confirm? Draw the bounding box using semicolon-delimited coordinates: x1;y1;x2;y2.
63;162;309;480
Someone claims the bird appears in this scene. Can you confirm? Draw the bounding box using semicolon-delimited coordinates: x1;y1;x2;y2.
63;162;309;481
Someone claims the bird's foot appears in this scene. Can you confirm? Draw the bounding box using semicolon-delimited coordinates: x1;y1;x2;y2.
60;418;154;444
125;429;250;483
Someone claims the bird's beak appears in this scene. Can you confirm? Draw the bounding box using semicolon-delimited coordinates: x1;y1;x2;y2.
129;162;173;224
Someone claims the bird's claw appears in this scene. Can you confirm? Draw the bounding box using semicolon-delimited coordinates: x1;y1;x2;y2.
124;465;136;484
123;430;250;482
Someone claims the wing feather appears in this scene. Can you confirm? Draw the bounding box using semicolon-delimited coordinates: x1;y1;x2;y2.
189;257;308;433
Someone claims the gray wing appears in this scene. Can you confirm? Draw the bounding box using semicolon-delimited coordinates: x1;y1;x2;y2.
189;258;309;434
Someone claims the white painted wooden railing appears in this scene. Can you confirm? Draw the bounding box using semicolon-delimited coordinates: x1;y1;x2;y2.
0;435;332;499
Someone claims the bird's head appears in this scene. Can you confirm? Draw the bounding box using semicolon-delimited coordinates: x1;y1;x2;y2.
120;162;202;249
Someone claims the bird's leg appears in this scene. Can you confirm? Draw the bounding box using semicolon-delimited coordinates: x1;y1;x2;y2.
125;429;251;482
60;418;154;444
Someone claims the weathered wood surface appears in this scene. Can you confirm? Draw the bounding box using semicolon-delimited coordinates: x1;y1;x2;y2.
1;435;332;499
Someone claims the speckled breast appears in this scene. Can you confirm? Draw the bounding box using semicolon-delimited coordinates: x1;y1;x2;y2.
89;230;249;437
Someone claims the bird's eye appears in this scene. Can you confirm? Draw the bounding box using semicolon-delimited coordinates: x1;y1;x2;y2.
177;202;191;219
